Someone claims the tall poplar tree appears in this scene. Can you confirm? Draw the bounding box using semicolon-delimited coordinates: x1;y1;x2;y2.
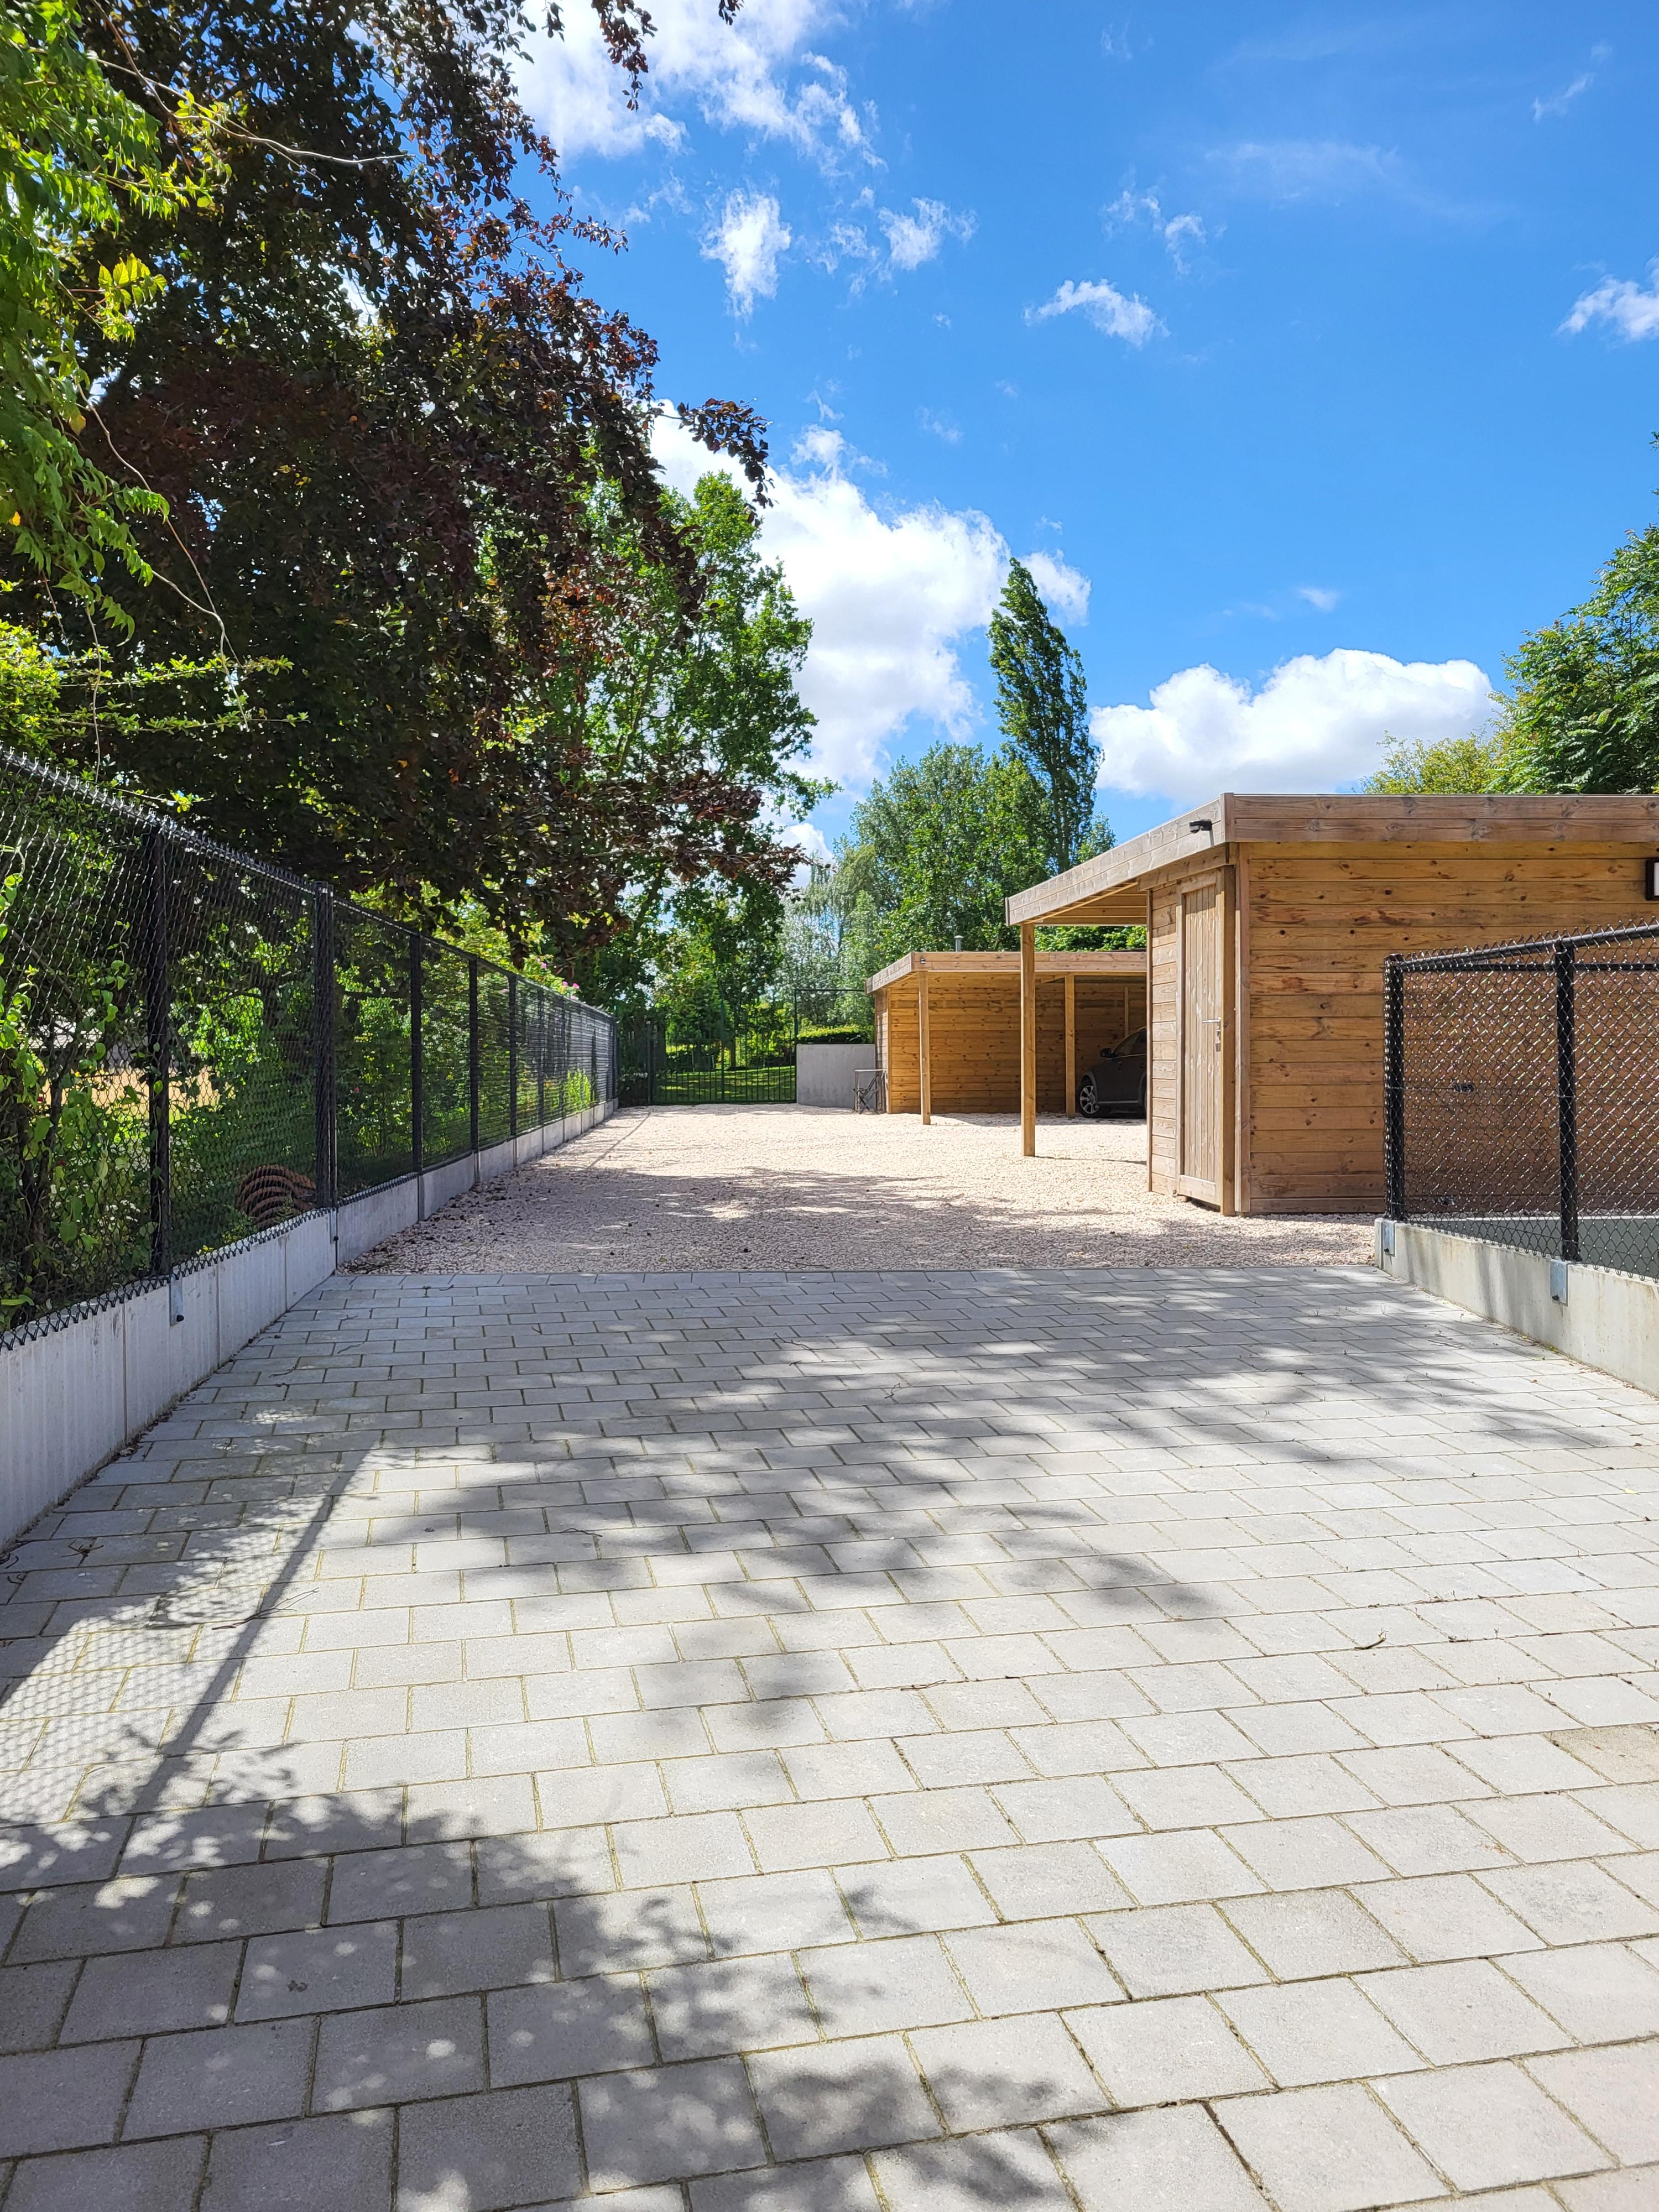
987;559;1100;877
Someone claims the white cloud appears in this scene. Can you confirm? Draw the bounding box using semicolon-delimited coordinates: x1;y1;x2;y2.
517;0;873;168
1106;189;1208;272
880;197;976;272
1218;139;1404;202
1534;45;1609;120
1092;649;1493;803
1024;551;1091;625
1296;585;1341;612
1561;262;1659;342
815;195;974;288
654;417;1008;787
1027;278;1165;346
703;190;791;313
918;408;961;444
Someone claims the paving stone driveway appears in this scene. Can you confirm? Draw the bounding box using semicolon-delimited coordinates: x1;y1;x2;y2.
4;1264;1659;2211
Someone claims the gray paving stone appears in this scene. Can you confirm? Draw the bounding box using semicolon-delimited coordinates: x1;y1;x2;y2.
1374;2060;1608;2192
0;2041;139;2157
125;2019;312;2135
1220;1887;1407;1979
646;1952;817;2060
399;1901;556;1997
3;2137;205;2212
1047;2107;1269;2211
945;1917;1122;2013
1086;1900;1272;1996
316;1994;485;2109
237;1919;398;2019
748;2033;939;2158
1216;2083;1442;2212
395;2083;581;2210
1214;1977;1425;2086
798;1933;973;2036
1526;2042;1659;2165
1360;1959;1572;2063
912;2011;1107;2127
202;2107;395;2211
873;2128;1075;2212
580;2058;766;2189
691;2156;880;2212
1067;1990;1269;2104
837;1853;995;1937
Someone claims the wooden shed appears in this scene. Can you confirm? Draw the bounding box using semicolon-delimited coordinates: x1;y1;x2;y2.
1004;794;1659;1214
867;948;1146;1119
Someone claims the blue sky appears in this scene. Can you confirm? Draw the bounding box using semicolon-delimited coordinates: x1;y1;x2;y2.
523;1;1659;851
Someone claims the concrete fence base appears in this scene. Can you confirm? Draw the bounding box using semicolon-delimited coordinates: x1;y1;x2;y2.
1376;1217;1659;1401
1;1099;613;1547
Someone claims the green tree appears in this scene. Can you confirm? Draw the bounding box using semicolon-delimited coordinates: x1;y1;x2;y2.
0;0;212;624
570;471;825;1006
8;0;776;951
832;742;1051;972
1364;729;1511;794
1499;519;1659;794
987;559;1102;875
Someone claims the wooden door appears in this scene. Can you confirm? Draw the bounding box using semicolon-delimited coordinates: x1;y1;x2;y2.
1178;877;1223;1201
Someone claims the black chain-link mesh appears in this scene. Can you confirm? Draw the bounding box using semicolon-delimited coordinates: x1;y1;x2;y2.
1;748;616;1337
1387;921;1659;1279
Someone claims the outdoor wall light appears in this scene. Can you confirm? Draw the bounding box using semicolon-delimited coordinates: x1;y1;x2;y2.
1645;858;1659;900
1189;818;1213;835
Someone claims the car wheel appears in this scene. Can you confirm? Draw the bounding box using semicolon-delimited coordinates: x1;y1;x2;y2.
1077;1073;1100;1118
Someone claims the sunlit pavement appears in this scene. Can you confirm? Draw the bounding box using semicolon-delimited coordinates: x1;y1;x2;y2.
3;1264;1659;2209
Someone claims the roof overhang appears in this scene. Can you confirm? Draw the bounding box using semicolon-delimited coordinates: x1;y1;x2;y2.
866;947;1146;995
1005;792;1659;928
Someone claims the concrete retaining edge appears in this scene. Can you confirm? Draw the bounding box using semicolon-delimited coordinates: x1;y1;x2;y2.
1;1098;613;1546
1376;1217;1659;1400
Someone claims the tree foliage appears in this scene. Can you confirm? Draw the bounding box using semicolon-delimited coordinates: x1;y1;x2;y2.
1500;519;1659;794
5;0;795;957
831;742;1051;973
0;0;214;624
1363;729;1511;795
987;559;1102;875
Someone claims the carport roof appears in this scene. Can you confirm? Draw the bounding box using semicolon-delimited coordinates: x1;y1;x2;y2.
865;947;1145;995
1004;791;1659;928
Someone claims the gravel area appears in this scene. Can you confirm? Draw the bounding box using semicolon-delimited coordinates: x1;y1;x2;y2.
351;1105;1375;1271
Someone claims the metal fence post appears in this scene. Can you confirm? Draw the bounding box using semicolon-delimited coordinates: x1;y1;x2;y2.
537;989;546;1128
1383;954;1406;1221
468;957;479;1156
508;973;519;1139
141;823;172;1279
410;934;425;1182
313;888;336;1208
1556;938;1580;1263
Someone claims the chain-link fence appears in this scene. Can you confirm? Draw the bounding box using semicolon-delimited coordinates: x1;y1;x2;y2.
1;748;615;1339
1385;919;1659;1279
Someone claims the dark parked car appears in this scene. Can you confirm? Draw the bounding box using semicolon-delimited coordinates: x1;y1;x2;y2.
1077;1027;1147;1118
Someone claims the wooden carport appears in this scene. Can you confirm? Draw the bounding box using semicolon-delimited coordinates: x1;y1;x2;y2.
867;948;1146;1121
1005;794;1659;1211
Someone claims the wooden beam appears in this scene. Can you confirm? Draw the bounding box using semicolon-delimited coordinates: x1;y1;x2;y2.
1145;887;1155;1192
1064;974;1076;1118
918;961;932;1125
1020;922;1036;1157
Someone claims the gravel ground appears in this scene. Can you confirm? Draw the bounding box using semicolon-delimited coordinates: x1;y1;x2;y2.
350;1105;1375;1272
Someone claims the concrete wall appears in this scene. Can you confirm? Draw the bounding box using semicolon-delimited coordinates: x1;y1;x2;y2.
1376;1217;1659;1400
796;1043;872;1108
1;1097;613;1547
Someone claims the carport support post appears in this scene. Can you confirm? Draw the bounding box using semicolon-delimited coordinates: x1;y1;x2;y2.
1020;922;1036;1157
917;958;932;1124
1064;974;1076;1118
1556;938;1580;1264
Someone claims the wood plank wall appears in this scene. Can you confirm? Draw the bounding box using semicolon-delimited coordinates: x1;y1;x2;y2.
1147;882;1180;1190
1245;843;1653;1214
878;975;1146;1114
